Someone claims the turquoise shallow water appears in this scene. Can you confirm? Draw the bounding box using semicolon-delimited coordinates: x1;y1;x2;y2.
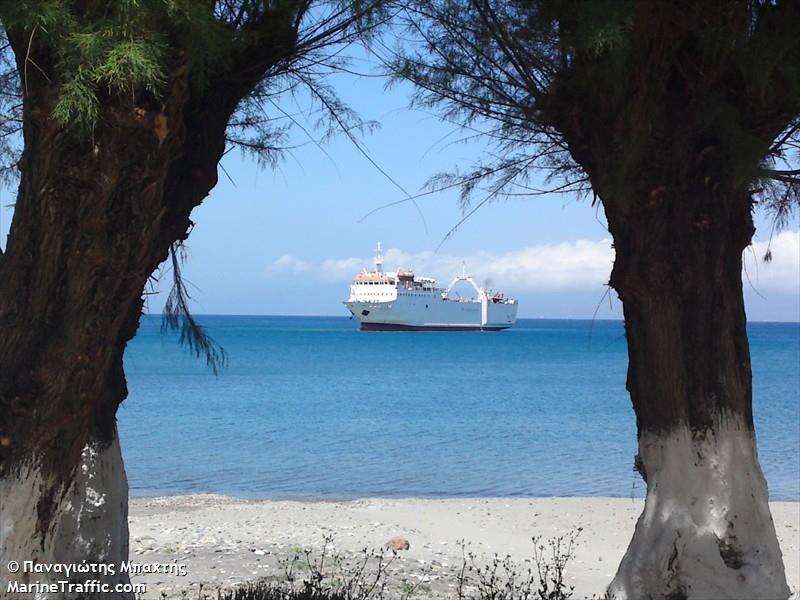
119;316;800;500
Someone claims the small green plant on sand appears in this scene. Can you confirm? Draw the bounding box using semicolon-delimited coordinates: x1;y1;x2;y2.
455;528;582;600
218;530;583;600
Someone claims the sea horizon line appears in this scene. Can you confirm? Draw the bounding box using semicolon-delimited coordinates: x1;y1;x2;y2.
140;313;800;324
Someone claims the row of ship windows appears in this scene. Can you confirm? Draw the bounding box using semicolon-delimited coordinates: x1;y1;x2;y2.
360;293;432;297
355;282;436;293
357;283;430;288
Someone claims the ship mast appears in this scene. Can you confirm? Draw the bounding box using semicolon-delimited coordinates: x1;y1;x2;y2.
374;241;384;275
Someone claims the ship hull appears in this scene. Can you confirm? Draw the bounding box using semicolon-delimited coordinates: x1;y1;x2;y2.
345;295;517;331
359;322;510;331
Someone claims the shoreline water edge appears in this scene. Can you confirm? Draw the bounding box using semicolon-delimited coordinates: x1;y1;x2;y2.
127;494;800;599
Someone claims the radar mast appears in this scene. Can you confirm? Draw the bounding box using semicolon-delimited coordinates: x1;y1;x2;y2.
374;241;384;275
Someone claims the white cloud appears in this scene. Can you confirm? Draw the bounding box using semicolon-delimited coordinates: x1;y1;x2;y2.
268;231;800;296
746;230;800;292
319;257;366;279
268;255;310;274
312;240;615;291
268;231;800;293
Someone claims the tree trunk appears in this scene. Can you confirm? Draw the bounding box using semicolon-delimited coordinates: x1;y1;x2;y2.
0;12;301;592
604;185;790;600
0;93;187;598
0;55;231;598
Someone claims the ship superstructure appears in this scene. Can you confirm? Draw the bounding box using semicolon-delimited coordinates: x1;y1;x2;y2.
344;243;518;331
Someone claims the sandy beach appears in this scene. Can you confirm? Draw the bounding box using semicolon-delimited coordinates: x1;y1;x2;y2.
127;495;799;599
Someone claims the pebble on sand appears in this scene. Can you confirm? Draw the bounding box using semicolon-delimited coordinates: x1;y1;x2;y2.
384;536;411;551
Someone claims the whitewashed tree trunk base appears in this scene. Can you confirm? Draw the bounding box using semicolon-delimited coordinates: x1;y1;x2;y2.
607;422;789;600
0;430;132;599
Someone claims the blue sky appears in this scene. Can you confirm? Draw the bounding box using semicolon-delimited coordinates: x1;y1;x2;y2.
1;55;798;321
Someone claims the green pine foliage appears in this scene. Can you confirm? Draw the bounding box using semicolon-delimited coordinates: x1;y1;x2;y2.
390;0;800;222
0;0;233;133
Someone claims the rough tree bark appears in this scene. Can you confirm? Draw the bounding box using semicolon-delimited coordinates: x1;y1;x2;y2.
534;3;798;594
550;89;796;596
0;23;296;597
601;183;790;599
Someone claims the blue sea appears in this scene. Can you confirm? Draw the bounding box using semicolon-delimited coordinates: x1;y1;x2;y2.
119;317;800;501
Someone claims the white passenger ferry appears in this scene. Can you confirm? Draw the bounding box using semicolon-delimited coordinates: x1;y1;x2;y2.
344;243;518;331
